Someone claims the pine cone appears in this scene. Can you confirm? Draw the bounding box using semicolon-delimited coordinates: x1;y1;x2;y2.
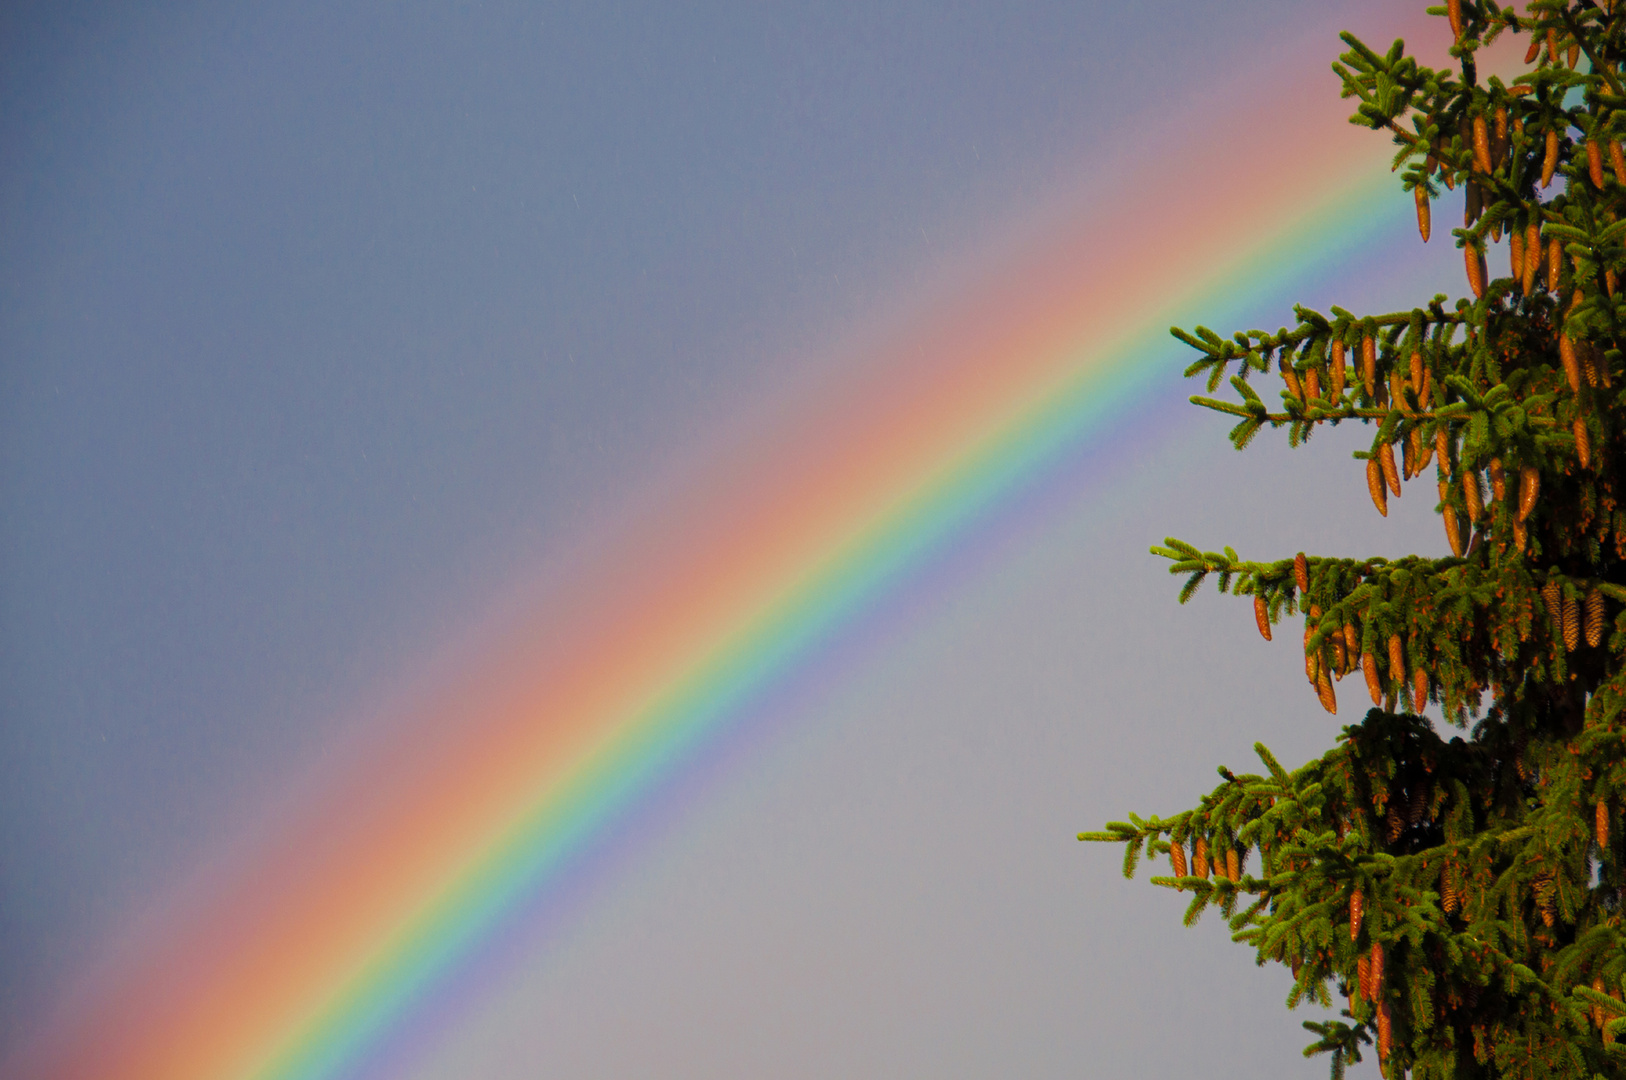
1598;800;1611;852
1474;114;1494;174
1412;667;1428;713
1510;225;1525;290
1564;594;1581;651
1543;579;1564;629
1361;335;1376;398
1414;186;1430;242
1170;839;1187;878
1380;443;1401;497
1193;837;1209;879
1388;634;1405;682
1343;622;1359;656
1294;551;1309;594
1595;976;1607;1028
1525;36;1542;64
1331;338;1346;400
1575;416;1591;470
1442;864;1459;913
1612;141;1626;185
1363;650;1382;706
1561;334;1582;392
1357;953;1372;1001
1518;465;1539;521
1226;848;1240;882
1589;138;1607;189
1443;499;1464;556
1279;354;1303;401
1387;804;1405;841
1586;588;1606;647
1524;221;1541;294
1463;468;1482;523
1465;242;1486;298
1543;128;1560;188
1318;666;1337;714
1549;235;1564;288
1409;350;1423;395
1305;365;1321;402
1371;941;1384;995
1377;1001;1393;1061
1436;425;1453;477
1367;456;1388;517
1350;887;1364;941
1447;0;1463;39
1409;785;1427;825
1487;458;1505;505
1254;594;1271;641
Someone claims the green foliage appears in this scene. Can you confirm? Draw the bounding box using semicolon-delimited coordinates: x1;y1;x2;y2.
1083;4;1626;1078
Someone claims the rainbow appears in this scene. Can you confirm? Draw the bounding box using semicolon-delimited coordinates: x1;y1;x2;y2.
24;12;1477;1080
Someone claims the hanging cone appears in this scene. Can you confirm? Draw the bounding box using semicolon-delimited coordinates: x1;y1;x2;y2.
1170;840;1187;878
1226;848;1240;882
1513;517;1528;554
1318;666;1337;714
1364;650;1383;705
1193;837;1209;879
1380;443;1401;497
1362;335;1376;398
1388;634;1405;684
1589;138;1607;188
1357;953;1372;1002
1543;128;1559;187
1294;551;1309;594
1586;588;1606;647
1524;221;1541;294
1544;579;1564;628
1525;36;1542;63
1576;416;1592;469
1413;667;1429;712
1549;28;1560;66
1463;468;1482;523
1442;493;1464;556
1612;141;1626;185
1550;237;1565;293
1305;365;1321;402
1571;43;1581;68
1447;0;1463;39
1436;425;1453;477
1564;594;1581;651
1599;800;1612;851
1415;186;1430;242
1377;1002;1393;1063
1367;457;1388;516
1465;242;1486;298
1371;940;1385;996
1254;594;1272;641
1510;227;1525;290
1409;351;1423;398
1331;338;1346;400
1349;887;1364;940
1465;179;1482;226
1561;334;1582;392
1343;622;1358;657
1475;115;1494;174
1518;465;1539;521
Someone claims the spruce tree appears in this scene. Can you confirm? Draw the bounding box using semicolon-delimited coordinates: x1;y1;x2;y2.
1080;4;1626;1077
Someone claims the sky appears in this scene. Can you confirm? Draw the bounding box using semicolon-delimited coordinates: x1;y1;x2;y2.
1;2;1487;1077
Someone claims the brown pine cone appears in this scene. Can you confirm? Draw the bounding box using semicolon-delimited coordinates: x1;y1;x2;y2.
1170;839;1187;878
1193;837;1209;880
1543;580;1564;629
1388;634;1405;681
1524;221;1541;294
1518;465;1539;521
1226;848;1240;882
1409;785;1427;825
1318;666;1337;715
1598;800;1611;852
1367;457;1388;517
1487;458;1505;504
1463;468;1482;523
1575;416;1591;470
1380;443;1401;497
1544;128;1560;188
1442;499;1464;556
1412;667;1428;713
1331;338;1346;399
1361;335;1376;398
1589;138;1607;188
1612;141;1626;185
1465;242;1486;298
1586;588;1606;647
1254;594;1271;641
1415;186;1430;242
1363;650;1382;706
1549;235;1564;288
1294;551;1309;594
1561;334;1582;392
1349;888;1364;941
1387;804;1405;841
1436;425;1452;477
1564;594;1581;651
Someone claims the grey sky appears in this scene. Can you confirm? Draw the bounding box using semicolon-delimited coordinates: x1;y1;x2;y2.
4;1;1457;1074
